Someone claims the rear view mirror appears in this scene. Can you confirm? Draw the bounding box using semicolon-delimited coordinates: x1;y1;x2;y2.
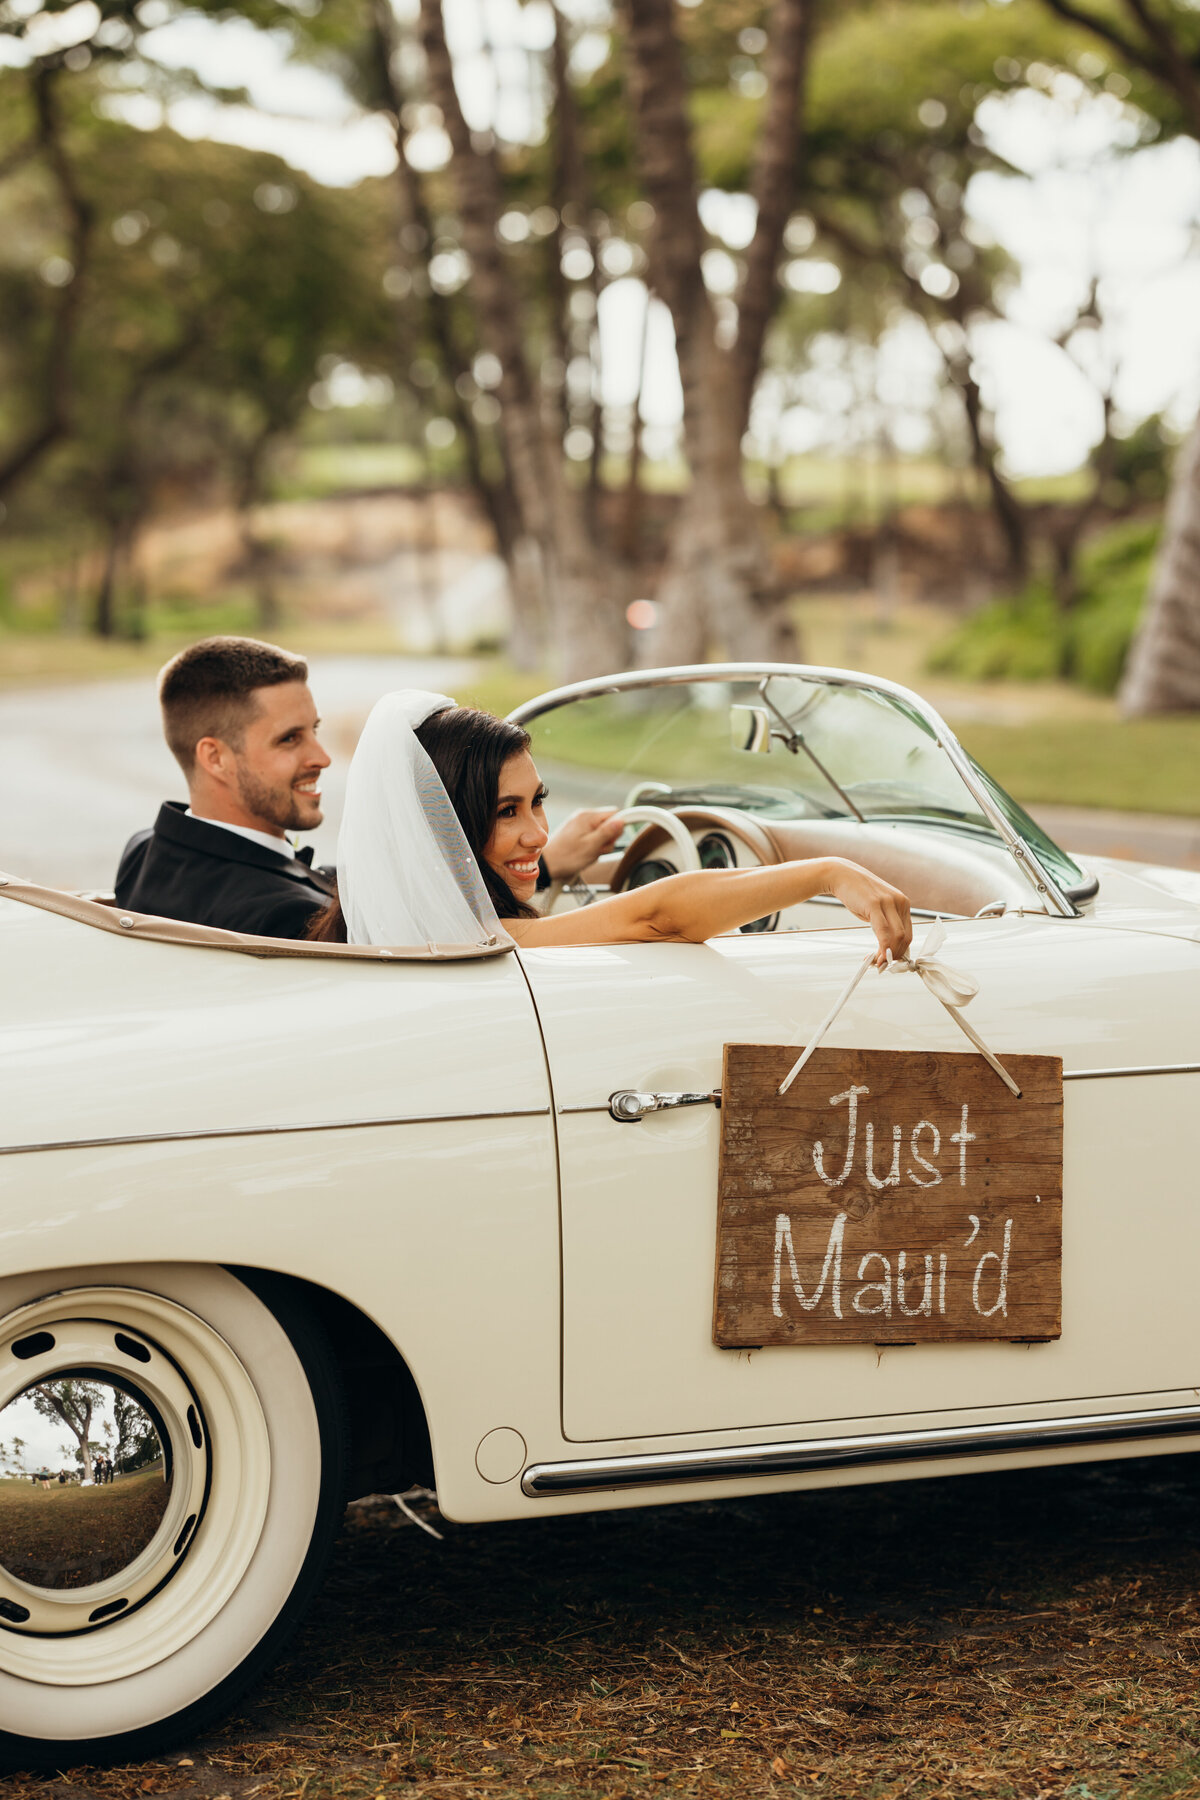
730;704;772;753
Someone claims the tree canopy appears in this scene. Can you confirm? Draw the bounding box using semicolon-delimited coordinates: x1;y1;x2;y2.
1;0;1194;676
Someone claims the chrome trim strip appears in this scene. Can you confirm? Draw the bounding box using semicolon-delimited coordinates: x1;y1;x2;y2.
522;1401;1200;1496
0;1109;551;1158
509;663;1078;919
779;893;968;921
1062;1063;1200;1081
14;1070;1192;1156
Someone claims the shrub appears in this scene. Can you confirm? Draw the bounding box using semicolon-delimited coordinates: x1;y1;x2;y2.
928;518;1158;694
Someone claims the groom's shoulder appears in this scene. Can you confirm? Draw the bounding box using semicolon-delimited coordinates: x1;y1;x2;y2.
115;814;163;888
117;824;154;875
116;802;190;878
114;802;328;939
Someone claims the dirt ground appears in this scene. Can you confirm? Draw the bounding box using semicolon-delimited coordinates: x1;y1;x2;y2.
10;1453;1200;1800
0;1470;170;1588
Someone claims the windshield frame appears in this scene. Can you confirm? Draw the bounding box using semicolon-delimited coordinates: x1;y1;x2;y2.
509;662;1086;917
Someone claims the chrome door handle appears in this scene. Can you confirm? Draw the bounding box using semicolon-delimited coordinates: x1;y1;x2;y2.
608;1089;721;1123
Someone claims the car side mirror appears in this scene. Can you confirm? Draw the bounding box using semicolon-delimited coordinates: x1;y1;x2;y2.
730;704;772;753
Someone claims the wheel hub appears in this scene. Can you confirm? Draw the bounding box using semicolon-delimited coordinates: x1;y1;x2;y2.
0;1286;270;1686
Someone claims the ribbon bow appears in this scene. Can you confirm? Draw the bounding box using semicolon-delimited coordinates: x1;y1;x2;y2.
892;917;978;1007
777;919;1021;1099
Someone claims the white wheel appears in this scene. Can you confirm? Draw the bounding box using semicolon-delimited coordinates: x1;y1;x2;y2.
0;1264;347;1768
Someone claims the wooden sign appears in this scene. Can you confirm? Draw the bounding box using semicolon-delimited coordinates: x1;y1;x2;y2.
713;1045;1062;1347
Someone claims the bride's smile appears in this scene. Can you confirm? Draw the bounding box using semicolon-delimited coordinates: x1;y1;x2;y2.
483;751;550;904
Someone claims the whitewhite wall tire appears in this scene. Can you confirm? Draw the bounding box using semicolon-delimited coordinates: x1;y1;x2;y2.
0;1263;347;1769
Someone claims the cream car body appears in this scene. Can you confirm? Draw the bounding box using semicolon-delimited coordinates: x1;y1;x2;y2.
2;662;1199;1762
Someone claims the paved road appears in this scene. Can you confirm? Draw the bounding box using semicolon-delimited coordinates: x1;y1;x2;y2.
1;656;474;890
1028;802;1200;872
3;664;1197;890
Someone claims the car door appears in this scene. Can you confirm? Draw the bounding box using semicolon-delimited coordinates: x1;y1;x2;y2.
520;912;1200;1444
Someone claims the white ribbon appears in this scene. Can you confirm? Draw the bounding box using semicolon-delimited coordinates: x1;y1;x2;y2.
777;919;1021;1098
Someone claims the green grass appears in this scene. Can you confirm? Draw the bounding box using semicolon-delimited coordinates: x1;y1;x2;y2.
457;664;555;718
280;443;426;498
0;614;418;689
270;445;1093;514
956;715;1200;817
0;633;189;687
276;445;981;510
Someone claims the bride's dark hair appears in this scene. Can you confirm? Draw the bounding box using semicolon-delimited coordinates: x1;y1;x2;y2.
307;704;537;943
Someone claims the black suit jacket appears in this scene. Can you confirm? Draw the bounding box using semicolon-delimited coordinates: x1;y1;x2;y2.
115;802;335;940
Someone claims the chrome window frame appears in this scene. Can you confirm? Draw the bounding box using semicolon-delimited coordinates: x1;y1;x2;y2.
509;662;1080;919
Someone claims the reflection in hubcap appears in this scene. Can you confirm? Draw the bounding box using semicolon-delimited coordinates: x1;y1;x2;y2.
0;1376;171;1591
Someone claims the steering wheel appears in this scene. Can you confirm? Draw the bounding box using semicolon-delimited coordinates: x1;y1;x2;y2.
610;805;703;874
543;805;702;909
608;806;783;935
598;805;703;903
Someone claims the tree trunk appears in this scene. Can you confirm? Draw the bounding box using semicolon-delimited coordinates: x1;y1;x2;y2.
418;0;627;678
945;356;1028;587
41;1386;95;1481
369;3;523;558
1119;414;1200;714
734;0;814;431
1031;3;1200;702
506;535;548;671
245;533;280;631
618;291;651;565
548;6;607;538
813;203;1031;591
94;518;125;638
617;0;794;668
93;511;148;639
370;0;558;668
643;271;788;665
234;428;282;631
0;65;94;501
1050;384;1116;612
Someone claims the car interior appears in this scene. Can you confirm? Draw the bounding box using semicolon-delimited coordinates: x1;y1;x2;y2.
1;669;1092;954
522;670;1091;930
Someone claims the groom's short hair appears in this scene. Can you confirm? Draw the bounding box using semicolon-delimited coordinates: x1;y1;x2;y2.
159;636;309;775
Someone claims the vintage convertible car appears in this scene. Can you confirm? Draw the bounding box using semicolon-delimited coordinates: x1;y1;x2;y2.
2;661;1200;1766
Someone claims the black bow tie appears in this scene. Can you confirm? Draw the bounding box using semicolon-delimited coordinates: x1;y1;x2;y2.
295;845;315;865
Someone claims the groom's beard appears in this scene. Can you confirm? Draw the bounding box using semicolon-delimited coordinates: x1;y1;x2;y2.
234;764;322;833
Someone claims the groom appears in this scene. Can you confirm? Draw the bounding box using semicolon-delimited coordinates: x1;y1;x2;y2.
115;636;621;938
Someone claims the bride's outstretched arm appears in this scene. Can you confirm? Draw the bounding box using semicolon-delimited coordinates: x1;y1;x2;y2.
506;857;912;965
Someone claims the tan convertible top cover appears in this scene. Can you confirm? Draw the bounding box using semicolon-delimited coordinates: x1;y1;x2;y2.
0;873;511;962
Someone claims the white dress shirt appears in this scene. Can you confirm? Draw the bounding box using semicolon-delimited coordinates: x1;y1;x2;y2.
184;809;297;860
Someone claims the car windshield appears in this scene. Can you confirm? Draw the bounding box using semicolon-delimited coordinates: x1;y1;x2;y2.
518;673;1087;899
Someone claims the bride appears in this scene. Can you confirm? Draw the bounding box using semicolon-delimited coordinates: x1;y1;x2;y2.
308;690;913;962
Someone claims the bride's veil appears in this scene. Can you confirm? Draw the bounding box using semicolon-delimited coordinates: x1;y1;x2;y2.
336;689;508;948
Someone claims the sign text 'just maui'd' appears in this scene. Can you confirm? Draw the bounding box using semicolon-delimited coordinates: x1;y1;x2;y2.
713;1045;1063;1347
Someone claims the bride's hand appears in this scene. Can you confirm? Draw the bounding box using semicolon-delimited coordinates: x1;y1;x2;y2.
821;859;913;967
